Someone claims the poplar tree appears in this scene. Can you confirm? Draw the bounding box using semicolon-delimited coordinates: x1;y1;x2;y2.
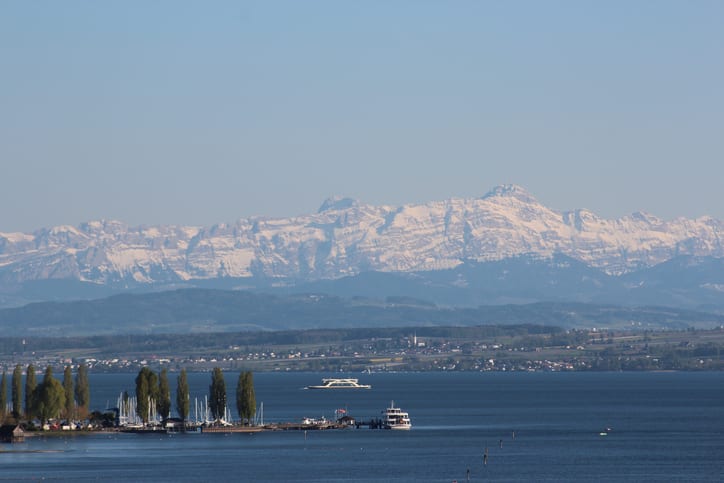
157;368;171;421
63;366;74;420
135;369;149;424
75;363;90;418
135;367;158;423
209;367;226;421
176;369;190;424
235;372;244;424
236;371;256;426
0;370;7;422
12;364;22;419
25;364;36;420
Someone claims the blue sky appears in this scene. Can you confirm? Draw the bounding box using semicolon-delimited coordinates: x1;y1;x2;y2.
1;1;722;232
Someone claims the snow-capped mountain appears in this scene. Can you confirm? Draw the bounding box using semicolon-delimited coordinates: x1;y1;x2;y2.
1;185;722;294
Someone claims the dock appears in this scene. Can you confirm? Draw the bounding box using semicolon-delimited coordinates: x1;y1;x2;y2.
264;421;346;431
116;414;387;434
353;419;387;429
201;426;264;434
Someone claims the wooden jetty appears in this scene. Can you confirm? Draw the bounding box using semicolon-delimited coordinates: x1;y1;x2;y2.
264;421;345;431
201;426;264;434
353;419;387;429
120;424;263;434
119;427;167;434
116;414;383;434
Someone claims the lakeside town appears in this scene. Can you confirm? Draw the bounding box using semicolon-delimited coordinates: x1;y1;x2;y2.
2;326;723;376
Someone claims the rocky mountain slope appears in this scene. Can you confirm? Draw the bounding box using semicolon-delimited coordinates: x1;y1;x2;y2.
1;185;722;306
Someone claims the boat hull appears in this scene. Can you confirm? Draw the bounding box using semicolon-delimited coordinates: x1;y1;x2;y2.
307;386;371;389
388;425;411;430
305;378;371;389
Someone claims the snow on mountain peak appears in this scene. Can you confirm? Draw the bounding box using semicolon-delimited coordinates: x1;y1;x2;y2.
318;196;359;213
482;184;538;203
626;211;663;225
0;185;721;289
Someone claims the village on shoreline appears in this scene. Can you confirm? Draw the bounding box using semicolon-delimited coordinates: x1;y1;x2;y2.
2;326;723;376
3;325;723;442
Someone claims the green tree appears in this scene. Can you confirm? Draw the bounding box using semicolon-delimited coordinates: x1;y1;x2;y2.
236;371;256;425
209;367;226;422
75;363;90;418
34;366;66;426
135;367;159;423
157;368;171;421
135;369;149;424
63;366;74;420
0;370;7;423
25;364;37;420
12;364;22;419
235;372;244;424
176;369;190;424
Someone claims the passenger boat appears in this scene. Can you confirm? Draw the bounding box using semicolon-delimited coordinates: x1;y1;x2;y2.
382;401;411;430
306;378;371;389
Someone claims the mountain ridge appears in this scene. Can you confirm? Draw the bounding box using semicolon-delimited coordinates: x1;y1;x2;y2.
1;185;722;306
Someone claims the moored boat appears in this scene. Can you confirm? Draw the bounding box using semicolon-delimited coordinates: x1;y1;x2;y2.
382;401;411;430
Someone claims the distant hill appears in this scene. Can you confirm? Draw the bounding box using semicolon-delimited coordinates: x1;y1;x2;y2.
280;255;724;313
0;288;721;337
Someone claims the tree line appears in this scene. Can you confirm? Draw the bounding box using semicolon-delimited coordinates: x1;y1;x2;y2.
134;367;256;426
0;363;90;426
0;364;257;429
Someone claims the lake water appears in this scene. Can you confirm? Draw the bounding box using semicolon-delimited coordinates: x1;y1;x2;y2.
2;372;723;482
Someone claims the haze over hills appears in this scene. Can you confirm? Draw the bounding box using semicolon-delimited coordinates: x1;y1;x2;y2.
0;185;722;310
1;289;722;337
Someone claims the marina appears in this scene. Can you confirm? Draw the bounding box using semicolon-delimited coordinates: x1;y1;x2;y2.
108;378;401;434
114;403;406;433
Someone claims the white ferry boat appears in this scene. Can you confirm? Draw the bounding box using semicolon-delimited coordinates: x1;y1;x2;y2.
382;401;411;430
306;378;372;389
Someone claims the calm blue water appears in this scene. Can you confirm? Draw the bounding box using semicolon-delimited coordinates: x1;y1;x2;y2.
2;372;723;482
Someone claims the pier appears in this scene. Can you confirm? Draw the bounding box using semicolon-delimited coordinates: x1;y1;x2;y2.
201;426;264;434
353;419;387;429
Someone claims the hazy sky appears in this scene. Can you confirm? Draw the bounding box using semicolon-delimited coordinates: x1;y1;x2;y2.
1;1;722;232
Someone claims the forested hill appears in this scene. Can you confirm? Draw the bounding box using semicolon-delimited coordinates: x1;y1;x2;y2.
0;289;722;337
